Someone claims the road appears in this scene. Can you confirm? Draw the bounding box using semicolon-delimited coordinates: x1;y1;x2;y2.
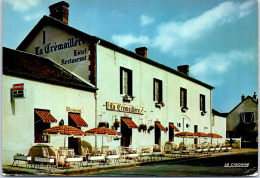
87;152;258;176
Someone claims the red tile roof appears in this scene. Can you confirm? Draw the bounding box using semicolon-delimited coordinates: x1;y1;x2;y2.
169;123;179;132
121;118;138;129
155;122;166;131
35;110;57;123
43;125;87;136
69;113;88;127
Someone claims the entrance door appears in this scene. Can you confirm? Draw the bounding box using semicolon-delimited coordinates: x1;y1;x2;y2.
194;125;198;144
121;119;132;147
169;124;174;142
68;113;81;155
155;124;161;145
68;137;81;155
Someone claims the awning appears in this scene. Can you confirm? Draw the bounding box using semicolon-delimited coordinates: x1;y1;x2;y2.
35;110;57;123
121;118;138;128
69;113;88;127
169;123;179;132
155;122;166;131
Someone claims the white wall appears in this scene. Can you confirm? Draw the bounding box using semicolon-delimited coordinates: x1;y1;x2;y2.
96;45;212;148
211;114;226;144
2;75;95;165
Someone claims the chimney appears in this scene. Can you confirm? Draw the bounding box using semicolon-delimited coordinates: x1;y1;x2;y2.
241;94;245;101
135;47;147;58
177;65;189;76
49;1;70;25
253;92;257;100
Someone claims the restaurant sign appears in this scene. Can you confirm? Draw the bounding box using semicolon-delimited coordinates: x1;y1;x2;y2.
106;102;144;115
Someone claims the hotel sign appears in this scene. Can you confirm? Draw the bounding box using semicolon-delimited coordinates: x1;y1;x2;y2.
106;102;144;115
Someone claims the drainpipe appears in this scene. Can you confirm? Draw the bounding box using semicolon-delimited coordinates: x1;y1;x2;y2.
210;90;212;144
94;92;97;149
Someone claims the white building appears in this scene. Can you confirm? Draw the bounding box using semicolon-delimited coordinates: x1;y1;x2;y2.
2;47;97;165
5;1;225;154
211;109;227;144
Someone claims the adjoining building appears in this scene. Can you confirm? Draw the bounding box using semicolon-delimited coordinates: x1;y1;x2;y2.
3;1;224;164
2;47;97;165
226;93;258;148
211;109;228;144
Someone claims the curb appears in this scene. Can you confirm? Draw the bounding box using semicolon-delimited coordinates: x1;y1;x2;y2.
3;150;258;176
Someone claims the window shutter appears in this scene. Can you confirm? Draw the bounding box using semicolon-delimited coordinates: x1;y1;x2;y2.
120;68;122;94
128;70;132;96
184;89;187;107
153;79;155;101
159;81;163;102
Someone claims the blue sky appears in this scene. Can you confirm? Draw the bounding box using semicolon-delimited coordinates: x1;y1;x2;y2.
2;0;258;113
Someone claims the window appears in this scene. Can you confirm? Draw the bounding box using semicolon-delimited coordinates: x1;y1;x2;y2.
120;67;132;96
34;109;51;143
180;88;187;108
200;94;206;112
153;79;163;102
240;112;254;123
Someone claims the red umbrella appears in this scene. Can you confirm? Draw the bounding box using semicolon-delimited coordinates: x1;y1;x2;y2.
193;132;208;145
86;127;120;136
86;127;121;151
43;125;87;148
207;133;222;138
44;125;87;136
193;132;208;137
175;132;194;137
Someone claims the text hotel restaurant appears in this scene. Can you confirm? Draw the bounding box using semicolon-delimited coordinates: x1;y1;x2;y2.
2;1;226;165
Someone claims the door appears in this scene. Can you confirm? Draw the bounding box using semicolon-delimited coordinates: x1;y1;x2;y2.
169;124;174;142
155;123;161;145
194;125;198;144
121;119;132;147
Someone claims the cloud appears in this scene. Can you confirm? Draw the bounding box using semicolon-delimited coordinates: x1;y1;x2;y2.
23;11;45;22
5;0;41;12
112;34;149;47
153;0;256;56
140;15;154;26
190;49;255;85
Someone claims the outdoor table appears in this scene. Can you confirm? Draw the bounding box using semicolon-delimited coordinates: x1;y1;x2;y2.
151;152;163;160
34;157;55;171
139;152;152;161
86;155;105;166
106;155;120;164
12;155;32;168
126;153;139;162
65;156;83;168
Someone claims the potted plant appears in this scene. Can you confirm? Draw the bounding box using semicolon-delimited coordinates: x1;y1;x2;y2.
138;124;147;132
122;95;134;102
113;119;120;130
148;125;154;133
181;106;188;112
155;101;165;108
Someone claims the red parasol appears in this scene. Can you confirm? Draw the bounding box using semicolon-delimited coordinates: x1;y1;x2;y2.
86;127;120;136
43;125;87;148
193;132;208;137
44;125;87;136
86;127;121;151
207;133;222;138
175;131;194;137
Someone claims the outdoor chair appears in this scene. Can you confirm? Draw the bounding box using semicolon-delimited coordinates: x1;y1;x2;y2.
171;143;181;157
195;145;202;154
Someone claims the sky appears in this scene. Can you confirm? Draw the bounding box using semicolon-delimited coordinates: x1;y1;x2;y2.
2;0;259;113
